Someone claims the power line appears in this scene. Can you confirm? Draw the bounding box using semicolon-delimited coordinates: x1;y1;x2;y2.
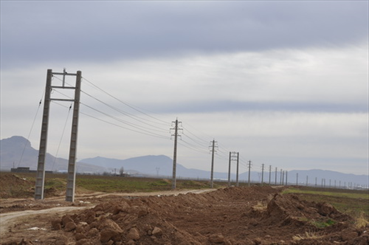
179;138;209;154
181;128;210;148
80;102;169;139
18;95;43;168
51;104;72;171
53;80;170;137
82;77;170;126
81;89;169;133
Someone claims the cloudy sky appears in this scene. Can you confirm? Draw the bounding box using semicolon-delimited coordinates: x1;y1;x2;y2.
1;1;368;176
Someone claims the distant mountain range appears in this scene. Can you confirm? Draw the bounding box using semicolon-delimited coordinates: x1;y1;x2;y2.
0;136;108;173
1;136;368;187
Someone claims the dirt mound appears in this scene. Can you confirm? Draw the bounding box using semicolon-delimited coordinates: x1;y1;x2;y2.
54;186;367;245
0;174;34;198
247;193;367;244
264;193;352;228
3;186;368;245
55;198;204;245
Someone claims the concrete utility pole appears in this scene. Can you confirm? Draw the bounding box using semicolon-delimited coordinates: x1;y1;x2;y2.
66;70;81;202
269;165;272;185
227;152;238;187
248;160;252;186
296;173;299;186
236;152;239;187
261;163;264;185
35;70;52;200
285;171;288;185
35;69;81;202
275;167;277;185
171;119;182;190
280;169;283;185
228;152;232;187
315;177;318;187
210;140;217;188
306;175;309;186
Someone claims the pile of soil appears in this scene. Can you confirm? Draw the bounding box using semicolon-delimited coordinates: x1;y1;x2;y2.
43;187;367;245
0;174;34;198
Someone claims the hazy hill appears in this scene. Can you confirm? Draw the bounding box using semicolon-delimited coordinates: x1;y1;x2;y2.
0;136;108;173
79;156;368;186
284;170;368;188
1;136;368;187
79;155;233;180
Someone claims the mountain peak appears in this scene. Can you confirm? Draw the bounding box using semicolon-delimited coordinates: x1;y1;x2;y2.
1;136;31;149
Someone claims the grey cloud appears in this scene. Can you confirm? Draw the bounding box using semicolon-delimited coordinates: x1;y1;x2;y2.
1;1;367;68
136;100;368;114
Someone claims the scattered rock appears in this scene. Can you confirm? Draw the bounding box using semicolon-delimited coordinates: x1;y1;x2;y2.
75;232;86;241
341;230;358;240
152;226;163;236
64;221;77;232
318;202;336;216
98;219;123;242
253;237;262;245
51;220;61;230
127;227;140;240
209;234;225;243
61;215;73;228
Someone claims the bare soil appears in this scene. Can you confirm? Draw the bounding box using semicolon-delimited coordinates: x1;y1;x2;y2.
0;176;368;244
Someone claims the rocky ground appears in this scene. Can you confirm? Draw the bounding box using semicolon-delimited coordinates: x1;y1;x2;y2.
1;184;368;245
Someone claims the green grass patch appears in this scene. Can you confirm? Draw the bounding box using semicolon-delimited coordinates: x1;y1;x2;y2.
150;179;171;187
45;178;65;190
311;219;336;229
283;187;369;221
282;187;369;200
75;176;170;193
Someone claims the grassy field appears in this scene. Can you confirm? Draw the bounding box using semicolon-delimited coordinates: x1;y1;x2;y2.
0;172;228;197
1;172;368;224
283;187;369;199
282;186;369;224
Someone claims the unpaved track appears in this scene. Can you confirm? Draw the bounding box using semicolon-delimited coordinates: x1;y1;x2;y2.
0;206;87;236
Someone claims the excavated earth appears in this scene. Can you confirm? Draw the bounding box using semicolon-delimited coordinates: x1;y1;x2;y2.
1;186;368;245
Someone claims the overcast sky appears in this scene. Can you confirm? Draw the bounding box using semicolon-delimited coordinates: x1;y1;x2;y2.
1;1;368;177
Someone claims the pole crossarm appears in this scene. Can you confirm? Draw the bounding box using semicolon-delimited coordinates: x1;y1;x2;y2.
52;72;78;76
51;98;75;102
51;86;76;89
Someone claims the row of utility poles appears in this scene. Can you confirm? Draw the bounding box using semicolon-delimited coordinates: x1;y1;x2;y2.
35;69;363;204
171;124;357;189
170;120;304;189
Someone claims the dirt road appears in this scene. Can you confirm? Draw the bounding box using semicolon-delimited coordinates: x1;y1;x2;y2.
0;206;87;236
1;186;368;245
